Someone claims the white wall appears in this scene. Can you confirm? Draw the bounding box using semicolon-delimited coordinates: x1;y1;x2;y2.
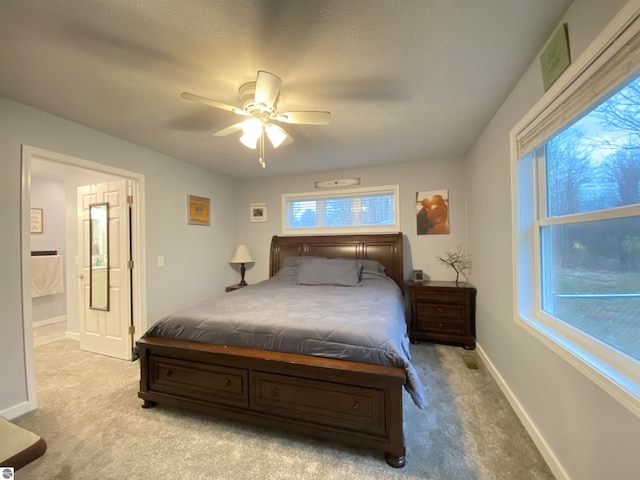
467;1;640;479
0;96;239;416
237;158;469;285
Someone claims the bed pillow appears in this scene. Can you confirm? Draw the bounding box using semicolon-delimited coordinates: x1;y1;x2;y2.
281;256;326;268
361;269;389;280
296;258;362;287
273;266;298;280
359;259;386;274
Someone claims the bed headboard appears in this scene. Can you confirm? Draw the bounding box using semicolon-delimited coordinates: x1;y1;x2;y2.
270;233;404;289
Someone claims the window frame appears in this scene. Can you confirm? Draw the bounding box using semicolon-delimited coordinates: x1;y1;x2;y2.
281;184;400;235
511;5;640;418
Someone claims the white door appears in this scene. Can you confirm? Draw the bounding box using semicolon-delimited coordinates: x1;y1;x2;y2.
77;180;133;360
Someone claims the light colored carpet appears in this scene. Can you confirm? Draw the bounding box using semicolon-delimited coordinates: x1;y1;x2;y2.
13;339;554;479
33;320;67;347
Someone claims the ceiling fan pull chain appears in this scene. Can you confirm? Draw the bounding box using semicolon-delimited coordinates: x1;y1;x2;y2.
259;130;266;168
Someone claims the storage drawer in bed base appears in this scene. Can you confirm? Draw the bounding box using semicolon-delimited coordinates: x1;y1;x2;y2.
251;371;387;436
148;356;248;407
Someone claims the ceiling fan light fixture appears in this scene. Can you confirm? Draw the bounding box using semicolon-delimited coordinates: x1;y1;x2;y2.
239;133;259;149
242;117;263;137
180;70;331;168
265;124;287;148
239;117;263;149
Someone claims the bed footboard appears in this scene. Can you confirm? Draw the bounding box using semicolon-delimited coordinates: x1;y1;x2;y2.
137;337;406;467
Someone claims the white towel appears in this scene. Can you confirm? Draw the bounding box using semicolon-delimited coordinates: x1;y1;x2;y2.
31;255;64;297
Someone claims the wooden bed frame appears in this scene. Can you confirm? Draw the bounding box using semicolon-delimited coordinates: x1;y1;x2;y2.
137;233;408;467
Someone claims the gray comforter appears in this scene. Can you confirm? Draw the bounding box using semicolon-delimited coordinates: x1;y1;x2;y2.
144;272;426;408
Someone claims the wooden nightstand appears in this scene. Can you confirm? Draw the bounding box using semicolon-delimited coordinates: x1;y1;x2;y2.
225;284;246;292
407;280;476;350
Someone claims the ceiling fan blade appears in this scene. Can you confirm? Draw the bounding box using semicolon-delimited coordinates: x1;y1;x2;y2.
254;70;282;109
180;92;248;116
276;111;331;125
213;122;246;136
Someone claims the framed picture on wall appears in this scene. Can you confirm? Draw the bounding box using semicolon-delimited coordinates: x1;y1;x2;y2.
187;195;210;226
250;203;267;222
30;208;43;233
416;189;449;235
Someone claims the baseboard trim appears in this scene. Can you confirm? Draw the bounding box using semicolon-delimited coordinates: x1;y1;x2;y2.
65;331;79;341
476;342;569;480
33;315;67;328
0;400;36;421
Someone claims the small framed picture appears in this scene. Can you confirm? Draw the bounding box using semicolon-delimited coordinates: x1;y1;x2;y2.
250;203;267;223
30;208;43;233
412;269;423;282
187;195;210;226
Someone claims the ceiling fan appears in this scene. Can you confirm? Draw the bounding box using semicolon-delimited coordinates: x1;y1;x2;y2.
180;70;331;168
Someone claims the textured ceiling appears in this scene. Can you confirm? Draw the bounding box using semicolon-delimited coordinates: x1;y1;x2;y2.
0;0;571;179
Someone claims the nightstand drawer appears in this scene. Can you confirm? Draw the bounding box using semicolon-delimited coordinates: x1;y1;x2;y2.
416;318;465;335
416;303;466;319
415;290;468;304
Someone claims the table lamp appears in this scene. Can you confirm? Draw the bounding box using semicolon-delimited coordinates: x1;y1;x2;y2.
230;245;253;286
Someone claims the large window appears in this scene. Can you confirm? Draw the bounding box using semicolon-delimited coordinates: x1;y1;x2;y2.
282;185;399;235
540;78;640;361
513;13;640;416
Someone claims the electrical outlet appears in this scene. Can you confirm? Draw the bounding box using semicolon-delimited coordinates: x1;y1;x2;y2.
157;256;164;267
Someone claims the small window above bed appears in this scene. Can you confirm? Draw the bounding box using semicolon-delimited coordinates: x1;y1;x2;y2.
282;185;399;235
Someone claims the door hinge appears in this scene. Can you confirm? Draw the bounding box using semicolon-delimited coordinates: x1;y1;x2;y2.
128;325;135;335
127;260;134;269
127;194;133;205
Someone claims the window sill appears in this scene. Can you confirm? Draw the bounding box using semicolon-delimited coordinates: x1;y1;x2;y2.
516;313;640;419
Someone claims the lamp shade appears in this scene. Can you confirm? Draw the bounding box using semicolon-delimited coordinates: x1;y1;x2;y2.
265;123;287;148
230;245;253;264
239;133;259;149
242;118;263;137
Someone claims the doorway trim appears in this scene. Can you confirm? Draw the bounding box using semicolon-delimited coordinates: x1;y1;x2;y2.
20;145;147;413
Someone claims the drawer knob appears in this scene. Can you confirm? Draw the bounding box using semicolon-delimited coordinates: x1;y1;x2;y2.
353;401;360;410
271;388;279;397
438;323;443;328
224;379;232;387
165;369;172;377
437;308;443;313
